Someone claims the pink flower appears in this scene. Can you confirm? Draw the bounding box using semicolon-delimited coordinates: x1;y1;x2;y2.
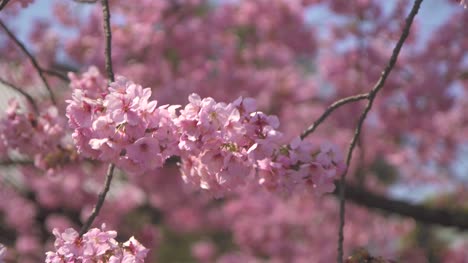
66;73;345;195
461;0;467;8
67;70;180;173
126;136;165;171
45;226;148;262
0;244;6;262
122;236;149;262
104;87;141;126
255;137;345;195
191;240;216;262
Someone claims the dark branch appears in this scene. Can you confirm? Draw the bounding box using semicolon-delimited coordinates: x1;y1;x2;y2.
79;163;115;235
337;183;468;231
0;0;10;11
0;77;39;113
337;0;424;262
101;0;114;82
79;0;115;236
0;159;34;166
43;68;70;82
300;93;369;139
73;0;98;3
0;20;57;105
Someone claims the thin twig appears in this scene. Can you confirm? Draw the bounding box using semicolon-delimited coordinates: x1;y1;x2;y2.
0;0;10;11
300;93;369;139
79;0;115;236
337;0;423;262
73;0;98;3
0;20;57;105
43;68;70;82
0;159;34;166
79;163;115;235
101;0;114;82
0;77;39;113
336;182;468;230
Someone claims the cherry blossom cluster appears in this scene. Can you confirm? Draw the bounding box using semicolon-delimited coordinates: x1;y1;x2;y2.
45;227;148;263
1;0;467;262
257;138;345;195
67;67;345;196
176;94;346;196
177;93;282;196
0;100;65;169
66;67;180;174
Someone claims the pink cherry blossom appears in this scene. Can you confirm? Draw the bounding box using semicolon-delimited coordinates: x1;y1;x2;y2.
45;226;148;263
0;244;6;262
2;1;466;262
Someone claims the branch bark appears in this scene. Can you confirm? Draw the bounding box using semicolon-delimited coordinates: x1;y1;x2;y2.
0;0;10;11
73;0;98;3
0;20;57;105
79;163;115;235
300;93;369;139
42;68;70;82
101;0;115;82
0;77;39;113
336;182;468;230
79;0;115;236
0;159;34;166
337;1;424;262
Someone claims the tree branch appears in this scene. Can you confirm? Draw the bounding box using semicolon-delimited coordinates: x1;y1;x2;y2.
0;0;10;11
79;0;115;236
73;0;98;3
0;159;34;166
337;0;424;262
336;182;468;230
300;93;369;139
0;20;57;105
79;162;115;235
0;77;39;114
101;0;114;82
42;68;69;82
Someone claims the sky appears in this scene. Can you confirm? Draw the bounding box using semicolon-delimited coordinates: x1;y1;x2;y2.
9;0;457;45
